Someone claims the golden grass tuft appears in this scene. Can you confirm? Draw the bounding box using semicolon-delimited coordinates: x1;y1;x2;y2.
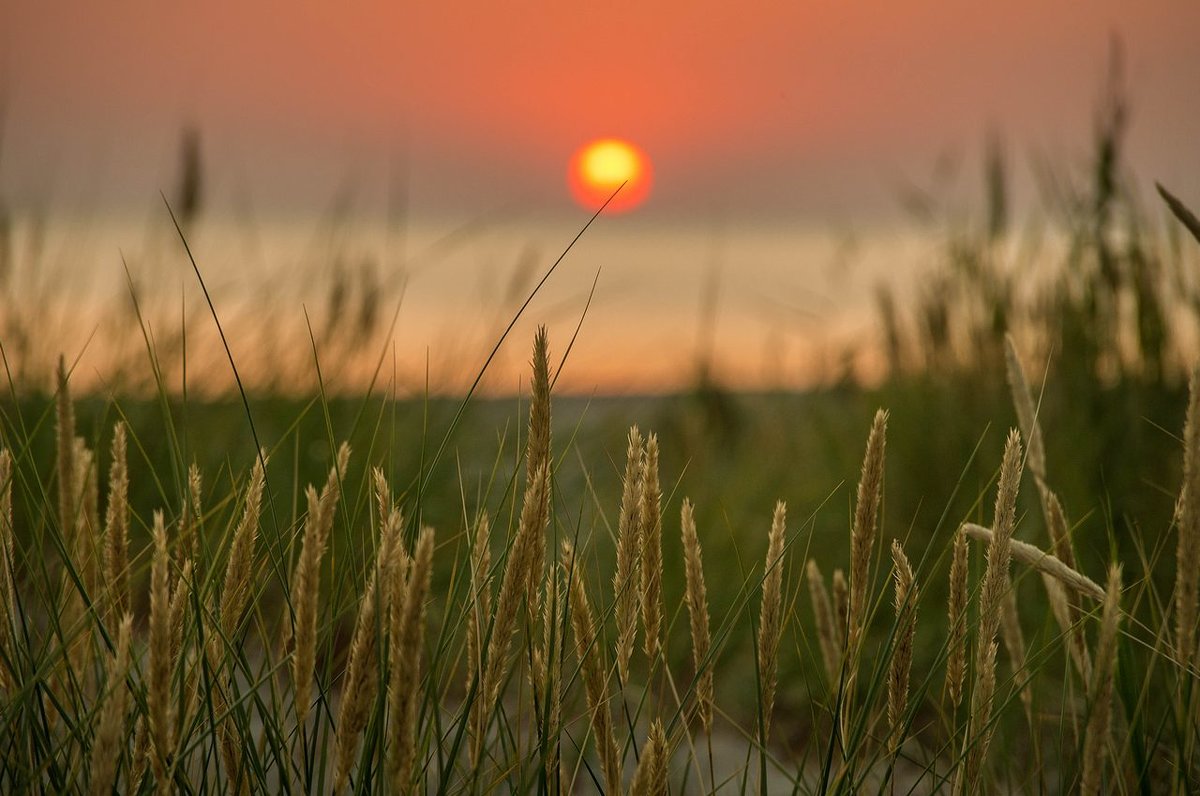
945;527;969;708
888;539;917;754
562;540;621;794
630;718;668;796
289;444;349;729
681;498;713;732
334;508;402;792
89;612;132;796
640;433;664;661
476;463;549;761
103;422;129;622
957;428;1022;795
219;454;267;639
148;511;174;793
758;500;787;744
613;425;644;684
387;525;435;792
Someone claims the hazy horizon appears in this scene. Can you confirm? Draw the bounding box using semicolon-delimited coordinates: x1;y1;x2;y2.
2;2;1199;395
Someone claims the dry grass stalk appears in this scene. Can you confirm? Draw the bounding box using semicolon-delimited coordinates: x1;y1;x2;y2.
1175;367;1200;672
219;455;267;639
849;410;889;664
961;523;1104;602
0;450;14;691
525;328;552;614
103;422;130;622
946;528;969;707
148;511;174;792
681;499;713;731
334;509;401;792
477;463;549;759
290;446;348;729
613;425;644;684
69;438;101;599
387;526;435;792
806;559;841;687
372;466;392;527
1081;564;1122;794
562;541;621;795
640;433;664;660
630;718;668;796
842;409;888;732
888;540;917;754
758;500;787;744
957;428;1023;795
129;716;149;794
90;613;132;796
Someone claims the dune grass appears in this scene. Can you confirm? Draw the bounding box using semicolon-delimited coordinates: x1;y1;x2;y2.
0;322;1198;794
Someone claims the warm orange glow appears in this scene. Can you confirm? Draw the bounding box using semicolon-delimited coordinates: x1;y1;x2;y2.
568;138;652;213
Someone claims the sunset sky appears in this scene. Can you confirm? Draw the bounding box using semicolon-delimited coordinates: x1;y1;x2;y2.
2;2;1200;394
4;1;1199;222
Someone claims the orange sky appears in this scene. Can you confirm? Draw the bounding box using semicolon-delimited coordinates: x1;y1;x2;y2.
3;1;1200;219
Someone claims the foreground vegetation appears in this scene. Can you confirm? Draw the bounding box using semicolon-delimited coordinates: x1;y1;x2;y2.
1;321;1200;794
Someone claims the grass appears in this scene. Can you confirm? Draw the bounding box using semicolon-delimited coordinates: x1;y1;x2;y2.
2;50;1200;794
1;315;1200;792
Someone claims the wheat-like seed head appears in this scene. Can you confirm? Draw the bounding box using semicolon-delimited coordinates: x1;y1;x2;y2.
289;448;347;727
888;540;917;755
613;425;644;684
758;500;787;745
640;433;664;660
219;454;267;640
958;428;1022;795
681;498;713;732
562;541;621;795
387;526;435;792
1081;564;1122;794
524;328;552;614
73;439;100;596
148;511;174;793
630;718;668;796
479;462;548;739
103;422;129;623
946;528;969;708
89;612;132;796
465;513;493;764
333;509;400;792
849;409;888;661
178;462;203;566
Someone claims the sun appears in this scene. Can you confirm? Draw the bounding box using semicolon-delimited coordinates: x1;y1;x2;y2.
568;138;652;213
